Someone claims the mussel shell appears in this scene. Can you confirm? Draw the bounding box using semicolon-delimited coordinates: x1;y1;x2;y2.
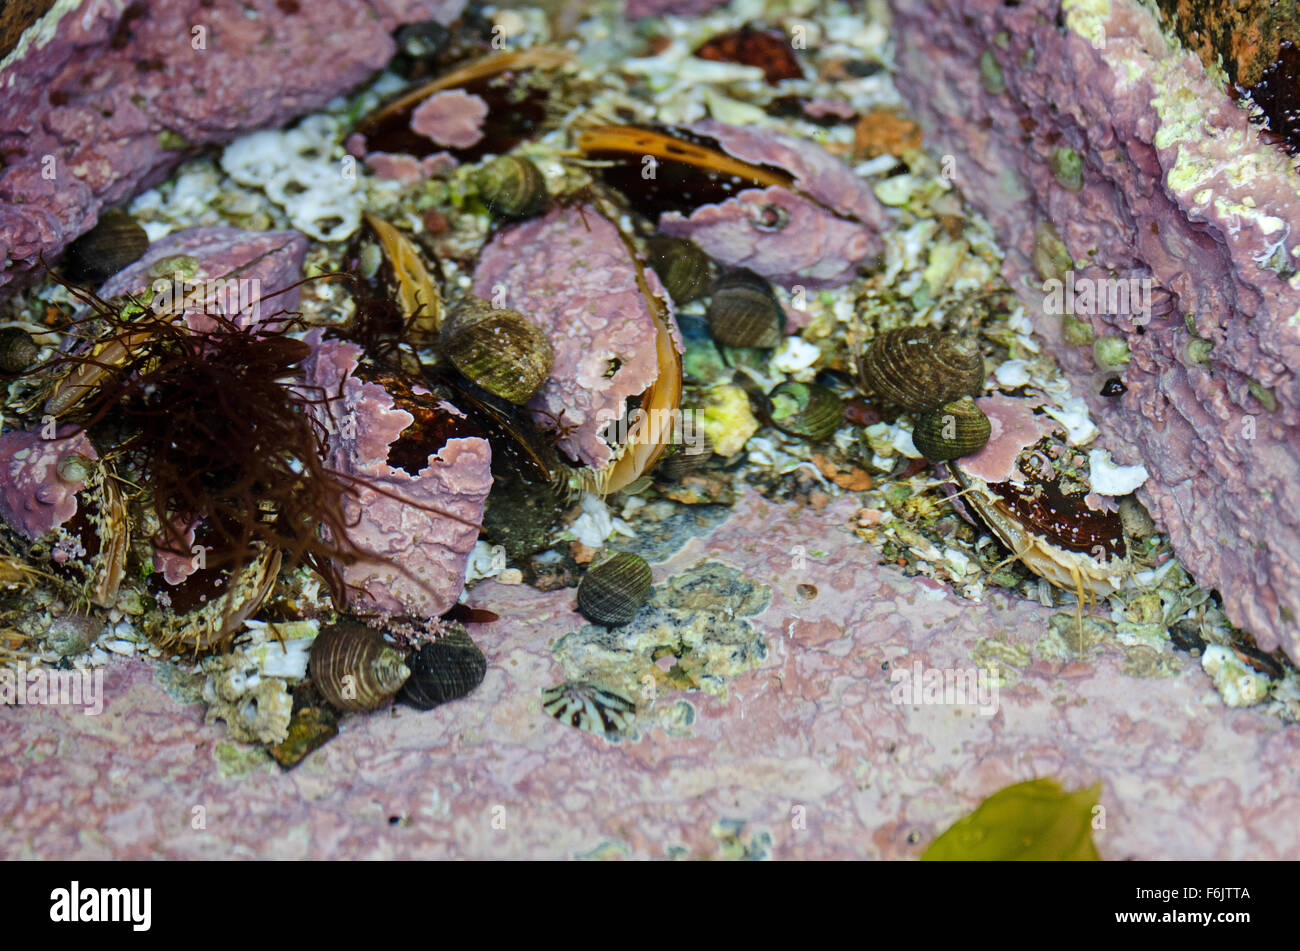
706;268;784;348
577;551;653;627
309;620;410;712
398;625;487;709
64;209;149;285
440;297;553;405
0;327;38;374
912;396;991;461
475;155;549;220
857;326;984;413
768;381;843;442
645;236;713;305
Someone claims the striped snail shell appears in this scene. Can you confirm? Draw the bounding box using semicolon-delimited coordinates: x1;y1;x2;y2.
768;381;843;443
857;326;984;413
474;155;549;220
398;624;487;710
440;297;554;404
911;396;991;461
645;236;713;305
309;620;410;712
64;208;149;285
706;268;785;348
0;327;39;374
577;551;653;627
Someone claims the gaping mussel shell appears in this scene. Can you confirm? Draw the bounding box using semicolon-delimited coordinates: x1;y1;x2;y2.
706;268;785;348
64;209;149;285
645;235;713;305
347;213;444;345
398;624;487;710
912;397;991;461
309;620;410;712
440;297;553;405
768;381;843;442
0;328;39;374
474;155;549;220
577;551;653;627
857;326;984;413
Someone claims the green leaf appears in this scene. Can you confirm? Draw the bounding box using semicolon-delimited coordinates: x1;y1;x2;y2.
922;778;1102;861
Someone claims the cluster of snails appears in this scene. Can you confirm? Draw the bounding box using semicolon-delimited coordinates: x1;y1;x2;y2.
644;235;847;446
308;618;487;713
857;326;991;461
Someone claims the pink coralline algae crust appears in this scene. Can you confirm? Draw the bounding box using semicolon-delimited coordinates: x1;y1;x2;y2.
0;0;465;299
152;518;201;586
94;226;308;330
0;427;96;540
890;0;1300;660
362;151;458;183
958;394;1058;484
3;492;1299;859
625;0;727;17
410;90;488;150
302;333;491;618
658;119;891;288
472;205;683;470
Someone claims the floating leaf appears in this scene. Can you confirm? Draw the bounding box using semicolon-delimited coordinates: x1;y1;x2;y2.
922;778;1102;861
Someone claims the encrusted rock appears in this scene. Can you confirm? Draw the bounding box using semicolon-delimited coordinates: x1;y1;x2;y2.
892;0;1300;659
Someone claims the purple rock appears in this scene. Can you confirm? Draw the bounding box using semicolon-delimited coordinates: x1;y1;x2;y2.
94;226;308;331
0;0;465;300
0;427;97;541
891;0;1300;660
301;333;491;618
471;205;683;470
657;120;890;288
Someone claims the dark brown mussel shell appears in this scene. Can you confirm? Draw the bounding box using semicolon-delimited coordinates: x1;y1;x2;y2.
645;235;713;305
857;326;984;413
768;381;843;442
912;396;991;461
398;624;487;710
474;155;549;220
309;620;410;713
64;209;149;285
0;327;39;374
440;297;553;405
577;551;653;627
706;268;785;348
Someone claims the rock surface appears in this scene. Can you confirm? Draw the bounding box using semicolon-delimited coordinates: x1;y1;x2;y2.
890;0;1300;660
0;0;465;299
1;492;1296;859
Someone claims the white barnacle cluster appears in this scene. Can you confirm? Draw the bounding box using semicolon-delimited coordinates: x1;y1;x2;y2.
220;115;361;242
199;620;318;744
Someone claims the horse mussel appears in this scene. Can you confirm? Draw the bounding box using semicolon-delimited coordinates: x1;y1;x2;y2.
645;235;713;305
309;619;410;712
63;208;149;285
439;296;553;405
912;396;991;461
577;551;653;627
474;155;549;220
857;326;984;414
706;268;785;348
398;623;487;709
768;381;843;443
